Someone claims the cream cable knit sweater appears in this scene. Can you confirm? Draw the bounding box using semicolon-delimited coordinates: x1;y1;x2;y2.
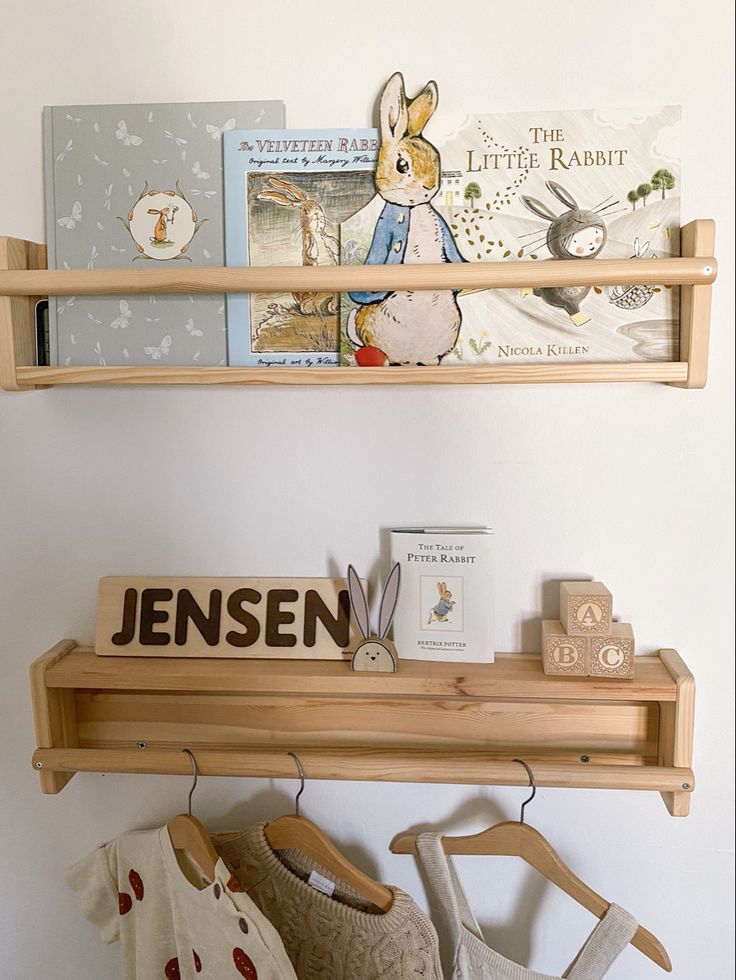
214;823;443;980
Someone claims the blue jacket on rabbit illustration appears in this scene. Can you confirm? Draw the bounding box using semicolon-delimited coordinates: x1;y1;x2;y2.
349;202;465;305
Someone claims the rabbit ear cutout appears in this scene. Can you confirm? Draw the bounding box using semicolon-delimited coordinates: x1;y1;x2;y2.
268;176;306;202
378;563;401;639
256;190;300;207
380;71;409;140
521;196;556;222
545;180;578;210
347;565;370;640
436;581;444;596
407;80;439;136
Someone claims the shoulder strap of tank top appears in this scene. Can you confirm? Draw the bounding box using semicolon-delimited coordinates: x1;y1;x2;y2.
414;833;485;946
564;903;639;979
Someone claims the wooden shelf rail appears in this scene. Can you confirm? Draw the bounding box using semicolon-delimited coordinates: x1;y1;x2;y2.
0;219;716;390
30;642;695;815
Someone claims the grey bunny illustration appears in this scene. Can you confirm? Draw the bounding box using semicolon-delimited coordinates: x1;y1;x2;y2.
520;181;607;326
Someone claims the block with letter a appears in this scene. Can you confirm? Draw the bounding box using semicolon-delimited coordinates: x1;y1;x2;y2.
560;581;612;635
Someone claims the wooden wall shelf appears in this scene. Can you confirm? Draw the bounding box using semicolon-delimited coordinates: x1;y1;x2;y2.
30;641;695;816
0;219;716;390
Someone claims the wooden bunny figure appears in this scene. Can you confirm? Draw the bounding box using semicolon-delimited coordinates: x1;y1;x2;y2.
347;563;401;672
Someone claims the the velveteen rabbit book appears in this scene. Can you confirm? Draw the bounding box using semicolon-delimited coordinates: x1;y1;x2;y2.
340;80;681;365
390;527;494;663
43;99;284;365
223;129;379;365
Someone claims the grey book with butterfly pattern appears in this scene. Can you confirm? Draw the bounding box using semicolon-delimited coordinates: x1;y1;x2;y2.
44;100;285;365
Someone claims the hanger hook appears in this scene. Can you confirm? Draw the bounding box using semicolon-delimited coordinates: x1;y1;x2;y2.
512;758;536;824
288;752;305;817
183;748;198;817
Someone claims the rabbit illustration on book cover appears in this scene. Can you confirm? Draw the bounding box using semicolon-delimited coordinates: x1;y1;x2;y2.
519;180;608;327
346;72;465;365
428;581;456;624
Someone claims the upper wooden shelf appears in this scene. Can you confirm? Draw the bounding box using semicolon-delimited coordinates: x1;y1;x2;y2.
0;219;716;390
30;641;695;816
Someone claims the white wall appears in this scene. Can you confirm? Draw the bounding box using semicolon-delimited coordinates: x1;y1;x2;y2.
1;1;733;976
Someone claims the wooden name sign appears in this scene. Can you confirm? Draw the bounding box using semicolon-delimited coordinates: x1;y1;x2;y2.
96;576;362;659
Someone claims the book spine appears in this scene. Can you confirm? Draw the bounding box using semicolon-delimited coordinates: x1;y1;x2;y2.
42;107;59;365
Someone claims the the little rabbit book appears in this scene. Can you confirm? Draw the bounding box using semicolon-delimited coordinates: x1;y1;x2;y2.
340;87;681;366
43;99;284;366
390;527;494;663
224;129;379;365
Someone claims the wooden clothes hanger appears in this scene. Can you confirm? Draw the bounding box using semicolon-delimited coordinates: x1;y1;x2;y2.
390;759;671;973
166;748;219;883
264;752;394;913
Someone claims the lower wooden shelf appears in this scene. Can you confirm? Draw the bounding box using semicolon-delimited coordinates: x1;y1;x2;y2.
30;641;695;815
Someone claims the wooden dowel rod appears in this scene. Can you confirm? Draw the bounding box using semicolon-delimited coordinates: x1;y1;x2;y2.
0;256;717;297
31;747;694;793
16;362;690;388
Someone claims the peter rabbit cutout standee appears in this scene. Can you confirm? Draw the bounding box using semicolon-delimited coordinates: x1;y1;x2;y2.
519;180;607;327
347;72;465;366
347;563;401;672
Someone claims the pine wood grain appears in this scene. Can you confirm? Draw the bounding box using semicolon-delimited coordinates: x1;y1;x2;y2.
29;642;695;810
0;255;717;298
14;361;690;387
669;219;716;389
42;645;679;700
0;237;45;390
30;745;693;794
658;648;696;815
29;640;79;793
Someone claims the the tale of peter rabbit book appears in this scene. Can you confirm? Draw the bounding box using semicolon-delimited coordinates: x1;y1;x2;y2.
340;100;681;366
44;100;284;366
390;528;494;663
223;129;378;365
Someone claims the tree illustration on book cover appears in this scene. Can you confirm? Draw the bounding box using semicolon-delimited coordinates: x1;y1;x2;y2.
341;84;681;366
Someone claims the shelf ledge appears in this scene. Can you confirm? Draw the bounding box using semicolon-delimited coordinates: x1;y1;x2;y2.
0;219;718;390
30;641;695;814
15;362;690;387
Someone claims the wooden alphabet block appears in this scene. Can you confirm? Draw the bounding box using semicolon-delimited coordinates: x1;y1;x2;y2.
589;624;635;679
560;581;612;635
541;621;589;676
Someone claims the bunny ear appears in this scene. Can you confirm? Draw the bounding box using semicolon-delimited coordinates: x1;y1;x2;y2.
380;71;409;140
256;190;300;207
545;180;578;210
407;80;439;136
378;563;401;640
520;196;556;222
268;176;306;202
347;565;370;640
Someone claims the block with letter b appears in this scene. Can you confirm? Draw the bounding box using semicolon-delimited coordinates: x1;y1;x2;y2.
560;581;612;635
589;623;635;679
541;621;589;676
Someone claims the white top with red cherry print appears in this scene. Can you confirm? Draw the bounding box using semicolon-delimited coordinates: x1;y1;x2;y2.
66;826;297;980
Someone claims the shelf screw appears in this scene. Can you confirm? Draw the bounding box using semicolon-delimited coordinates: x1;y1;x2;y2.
137;741;148;750
682;782;691;790
580;755;590;763
703;266;713;275
35;761;44;769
